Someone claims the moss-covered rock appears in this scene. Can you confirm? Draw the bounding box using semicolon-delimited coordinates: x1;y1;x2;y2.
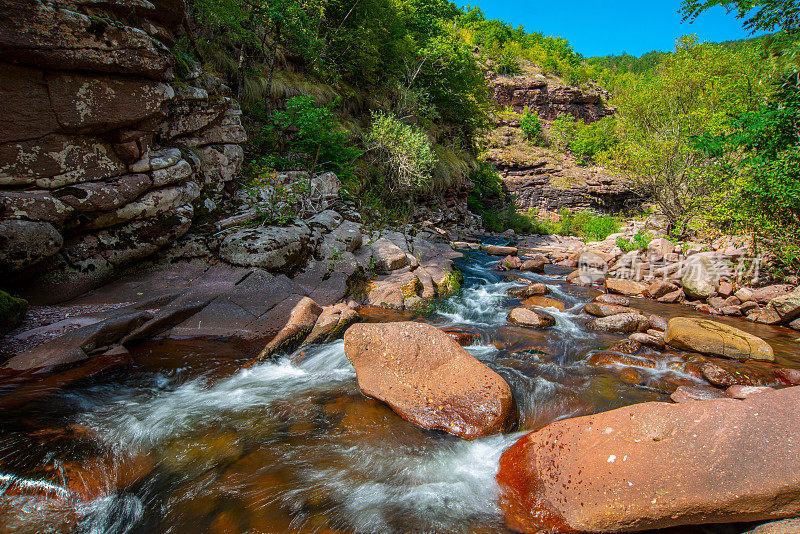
0;290;28;332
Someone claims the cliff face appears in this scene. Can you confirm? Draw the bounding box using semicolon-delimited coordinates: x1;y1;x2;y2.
0;0;246;302
484;63;635;213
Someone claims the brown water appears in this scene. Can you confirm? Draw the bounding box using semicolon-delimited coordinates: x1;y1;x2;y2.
1;247;798;534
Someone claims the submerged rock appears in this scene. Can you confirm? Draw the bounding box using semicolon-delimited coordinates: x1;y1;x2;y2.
588;312;649;334
343;321;516;439
665;317;774;362
497;386;800;533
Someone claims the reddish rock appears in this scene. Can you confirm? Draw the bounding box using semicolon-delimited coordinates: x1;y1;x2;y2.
589;313;649;334
508;307;556;329
497;387;800;533
593;294;631;306
254;297;322;361
721;305;743;316
343;322;516;439
521;296;566;311
666;317;774;362
607;339;643;355
741;301;761;315
583;302;636;317
520;255;546;273
498;255;522;271
744;518;800;534
508;283;550;298
1;64;60;143
648;314;669;332
774;367;800;386
442;327;481;346
718;281;735;298
701;361;776;388
587;351;657;369
751;284;793;305
629;332;665;349
670;385;728;403
645;279;676;299
726;385;774;399
657;288;685;303
605;278;646;297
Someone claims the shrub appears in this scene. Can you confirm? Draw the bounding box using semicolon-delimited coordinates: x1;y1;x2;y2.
555;209;620;240
364;112;437;195
616;231;652;252
570;117;618;165
520;107;543;143
549;112;578;150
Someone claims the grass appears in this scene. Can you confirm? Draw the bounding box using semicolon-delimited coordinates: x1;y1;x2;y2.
478;205;621;241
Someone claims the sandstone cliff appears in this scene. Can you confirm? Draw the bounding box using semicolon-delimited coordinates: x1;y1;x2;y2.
483;62;635;213
0;0;246;303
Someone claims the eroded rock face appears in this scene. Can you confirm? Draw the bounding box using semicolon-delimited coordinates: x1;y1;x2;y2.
0;0;246;302
343;321;516;439
665;317;774;362
497;386;800;533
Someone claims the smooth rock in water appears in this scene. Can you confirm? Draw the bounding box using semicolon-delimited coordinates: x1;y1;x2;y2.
670;385;728;403
484;245;518;256
605;278;646;297
727;385;774;399
255;297;322;360
648;314;669;332
587;351;656;369
657;288;685;303
508;308;556;329
451;241;479;251
498;255;522;271
497;387;800;533
508;283;550;298
589;313;649;334
343;322;516;439
665;317;774;362
520;255;546;273
583;302;637;318
701;361;775;388
629;332;665;349
300;303;360;347
522;296;566;311
593;294;631;306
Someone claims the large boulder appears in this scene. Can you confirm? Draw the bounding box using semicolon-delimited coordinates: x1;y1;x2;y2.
681;255;720;300
589;312;649;334
368;237;408;273
765;286;800;324
497;386;800;533
343;321;516;439
219;224;313;272
605;278;646;297
0;219;63;272
665;317;774;362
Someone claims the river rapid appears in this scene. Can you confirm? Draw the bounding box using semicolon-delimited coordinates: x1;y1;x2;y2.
1;245;798;534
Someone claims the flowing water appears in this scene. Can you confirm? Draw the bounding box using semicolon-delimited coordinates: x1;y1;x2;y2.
1;246;799;534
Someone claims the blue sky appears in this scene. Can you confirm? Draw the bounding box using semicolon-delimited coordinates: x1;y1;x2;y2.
462;1;759;57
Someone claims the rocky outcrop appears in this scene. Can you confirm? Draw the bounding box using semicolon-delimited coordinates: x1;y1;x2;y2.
343;321;516;439
497;386;800;533
0;0;245;303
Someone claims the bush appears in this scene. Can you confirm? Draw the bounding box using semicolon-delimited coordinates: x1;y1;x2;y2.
480;204;552;234
556;209;621;240
549;112;578;150
616;231;652;252
520;107;543;144
364;112;437;195
248;95;360;180
570;117;618;165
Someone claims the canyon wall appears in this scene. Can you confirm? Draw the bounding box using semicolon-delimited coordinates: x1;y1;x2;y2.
0;0;246;302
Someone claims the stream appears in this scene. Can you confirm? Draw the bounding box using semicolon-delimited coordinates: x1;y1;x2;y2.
1;245;799;534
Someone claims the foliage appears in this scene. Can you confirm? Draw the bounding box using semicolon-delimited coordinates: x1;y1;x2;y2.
0;290;27;331
364;112;437;194
569;117;618;165
548;112;578;151
519;107;543;143
557;209;621;240
248;95;361;179
681;0;800;35
616;231;652;252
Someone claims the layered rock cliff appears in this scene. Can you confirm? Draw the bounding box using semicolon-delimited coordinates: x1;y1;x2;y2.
0;0;246;303
484;62;635;213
